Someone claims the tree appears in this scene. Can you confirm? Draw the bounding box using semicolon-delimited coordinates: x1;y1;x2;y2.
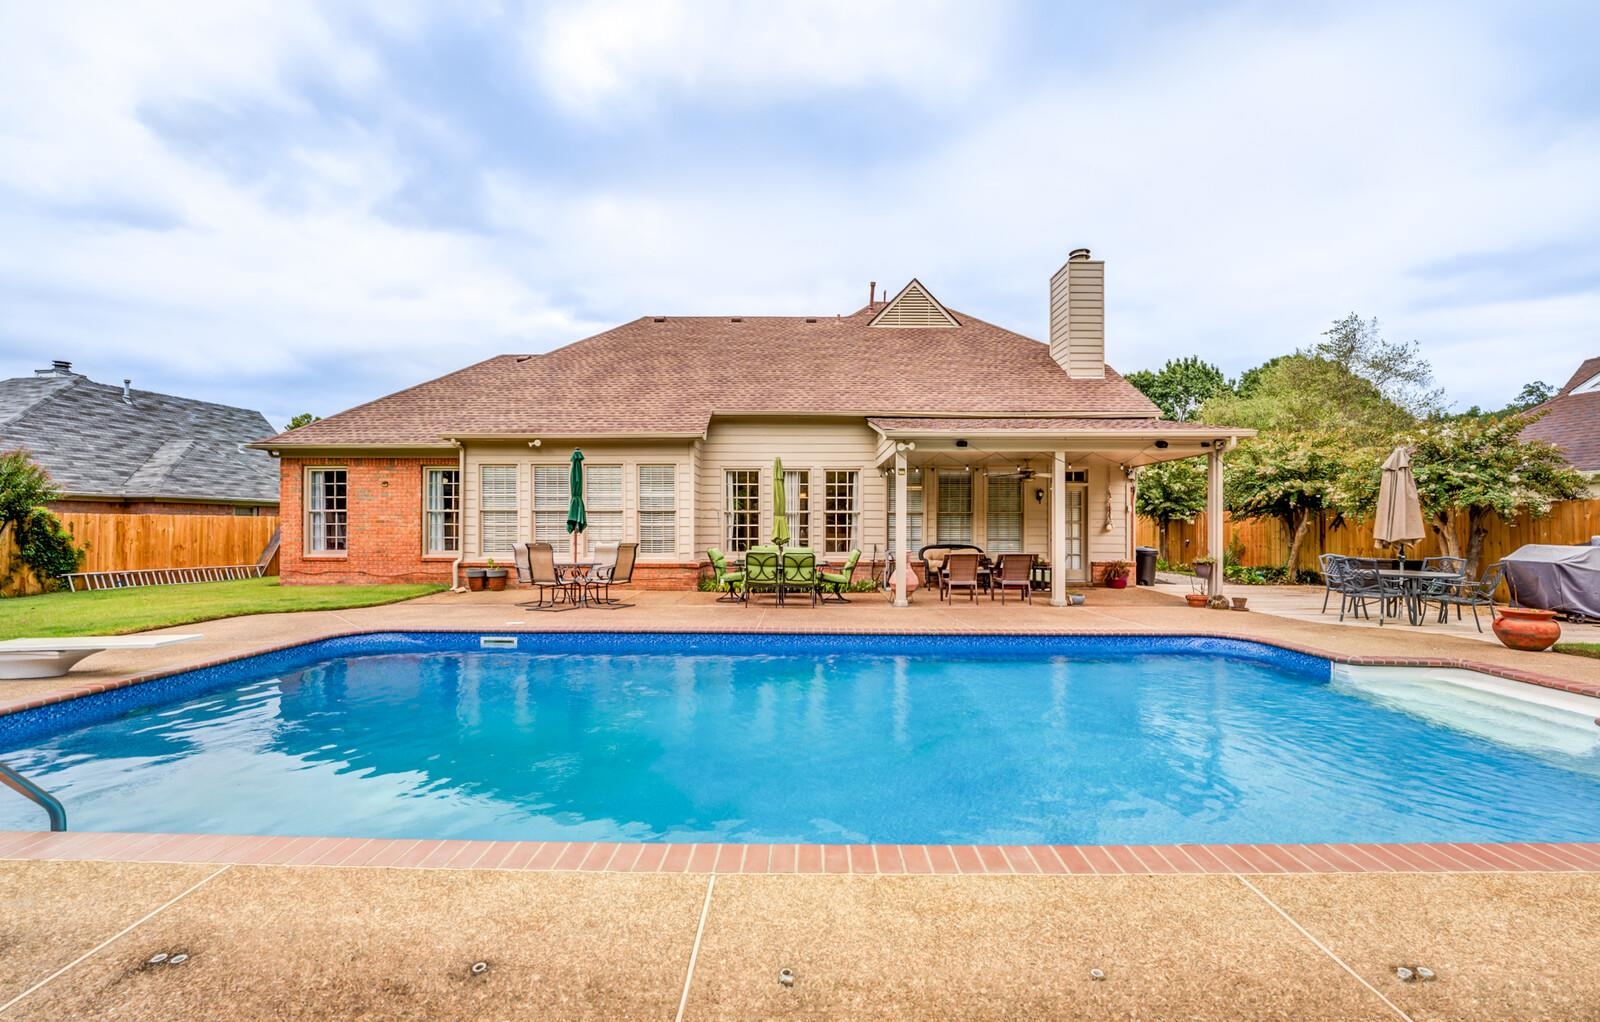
1199;355;1413;445
1504;381;1556;412
1125;357;1230;421
286;413;320;430
1224;433;1368;575
0;449;83;592
1312;313;1444;419
1407;412;1587;576
1134;458;1208;557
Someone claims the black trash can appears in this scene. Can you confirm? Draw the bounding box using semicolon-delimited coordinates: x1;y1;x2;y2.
1134;546;1158;587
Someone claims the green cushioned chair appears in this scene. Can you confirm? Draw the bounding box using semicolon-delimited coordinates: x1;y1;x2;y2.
742;547;781;606
818;548;861;603
781;548;819;607
706;548;745;602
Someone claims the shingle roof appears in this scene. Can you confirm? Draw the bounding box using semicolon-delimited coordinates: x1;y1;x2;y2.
1522;355;1600;473
0;372;280;503
264;305;1161;447
868;417;1249;434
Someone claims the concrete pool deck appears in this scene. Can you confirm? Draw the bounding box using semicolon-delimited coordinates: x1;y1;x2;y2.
2;584;1599;1019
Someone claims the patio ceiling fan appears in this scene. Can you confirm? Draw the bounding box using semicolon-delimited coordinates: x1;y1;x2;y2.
982;455;1037;480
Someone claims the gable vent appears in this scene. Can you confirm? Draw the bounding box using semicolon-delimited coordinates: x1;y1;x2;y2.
869;279;959;329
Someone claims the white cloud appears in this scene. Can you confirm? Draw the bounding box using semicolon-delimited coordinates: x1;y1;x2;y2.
524;0;1009;116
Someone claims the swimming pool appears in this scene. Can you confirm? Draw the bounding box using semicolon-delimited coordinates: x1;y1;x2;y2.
2;632;1597;844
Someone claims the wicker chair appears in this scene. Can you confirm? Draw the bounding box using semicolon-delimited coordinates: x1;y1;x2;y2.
942;552;983;604
519;542;575;611
991;553;1034;604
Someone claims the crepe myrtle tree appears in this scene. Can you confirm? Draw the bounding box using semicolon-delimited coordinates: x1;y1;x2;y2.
1407;412;1587;577
1134;458;1208;560
0;449;83;592
1224;432;1370;578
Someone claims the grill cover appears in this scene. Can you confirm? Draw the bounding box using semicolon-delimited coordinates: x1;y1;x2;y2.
1501;544;1600;620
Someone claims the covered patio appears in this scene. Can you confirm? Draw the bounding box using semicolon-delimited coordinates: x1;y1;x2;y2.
870;418;1254;608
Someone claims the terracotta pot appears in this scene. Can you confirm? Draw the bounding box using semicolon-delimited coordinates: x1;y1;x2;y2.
1108;576;1128;589
465;569;486;592
1492;607;1561;652
485;569;508;592
1231;597;1249;611
1185;593;1208;608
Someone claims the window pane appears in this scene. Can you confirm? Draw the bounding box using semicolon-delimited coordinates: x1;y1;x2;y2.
783;469;809;547
425;468;460;554
986;477;1023;552
306;469;346;552
725;470;760;553
480;465;519;554
481;511;518;554
533;465;569;544
936;471;972;543
586;465;622;509
886;470;924;549
824;470;858;554
639;466;675;554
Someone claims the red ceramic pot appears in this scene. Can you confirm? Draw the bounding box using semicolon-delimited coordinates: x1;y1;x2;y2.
1492;607;1561;652
1108;576;1128;589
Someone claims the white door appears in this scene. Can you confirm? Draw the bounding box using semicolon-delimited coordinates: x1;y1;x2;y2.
1061;484;1088;581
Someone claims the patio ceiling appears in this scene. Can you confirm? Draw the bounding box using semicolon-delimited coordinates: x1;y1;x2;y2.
868;417;1255;468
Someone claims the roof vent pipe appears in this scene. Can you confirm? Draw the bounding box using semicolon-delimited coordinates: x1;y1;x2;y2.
869;281;877;310
122;379;133;403
1068;248;1092;261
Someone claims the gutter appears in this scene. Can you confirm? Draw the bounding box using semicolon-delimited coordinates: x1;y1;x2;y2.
449;439;465;591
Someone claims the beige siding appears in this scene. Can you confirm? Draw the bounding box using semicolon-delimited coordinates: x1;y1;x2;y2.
462;440;696;561
1049;258;1105;379
697;418;885;556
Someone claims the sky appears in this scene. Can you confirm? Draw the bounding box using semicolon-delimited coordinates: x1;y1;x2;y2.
2;1;1597;431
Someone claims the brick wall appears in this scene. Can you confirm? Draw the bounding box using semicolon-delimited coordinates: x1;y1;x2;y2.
280;456;458;585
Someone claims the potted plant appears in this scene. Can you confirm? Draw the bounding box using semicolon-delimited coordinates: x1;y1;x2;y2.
464;566;487;592
1184;592;1208;608
1103;560;1132;589
484;558;509;592
1192;556;1216;584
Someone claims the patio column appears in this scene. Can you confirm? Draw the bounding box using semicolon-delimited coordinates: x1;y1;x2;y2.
1207;446;1225;598
893;446;909;608
1050;450;1067;607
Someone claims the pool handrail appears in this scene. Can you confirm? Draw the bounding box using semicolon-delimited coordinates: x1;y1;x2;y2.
0;759;66;831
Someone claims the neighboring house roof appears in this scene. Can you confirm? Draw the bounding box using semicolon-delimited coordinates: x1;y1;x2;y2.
1522;356;1600;473
263;303;1161;448
0;369;280;503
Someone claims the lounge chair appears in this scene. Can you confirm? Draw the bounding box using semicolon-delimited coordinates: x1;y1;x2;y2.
942;552;983;603
818;549;861;602
0;633;201;680
781;548;819;607
706;548;745;602
586;543;637;608
742;547;780;605
519;542;576;611
991;553;1034;604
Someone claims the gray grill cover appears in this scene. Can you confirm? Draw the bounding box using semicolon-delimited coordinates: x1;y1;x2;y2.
1501;545;1600;619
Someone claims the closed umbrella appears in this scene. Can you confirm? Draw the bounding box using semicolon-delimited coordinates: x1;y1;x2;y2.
566;449;587;561
1373;446;1425;560
771;457;789;547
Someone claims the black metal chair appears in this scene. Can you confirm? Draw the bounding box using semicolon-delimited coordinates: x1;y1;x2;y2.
1341;563;1406;625
1318;554;1348;614
1425;562;1506;632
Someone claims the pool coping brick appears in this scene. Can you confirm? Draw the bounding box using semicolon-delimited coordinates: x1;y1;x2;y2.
3;831;1597;875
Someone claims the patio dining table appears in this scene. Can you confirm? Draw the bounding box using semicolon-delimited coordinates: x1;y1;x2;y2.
552;558;598;606
1375;568;1463;626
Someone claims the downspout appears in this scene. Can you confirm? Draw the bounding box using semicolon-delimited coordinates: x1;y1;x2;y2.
450;439;465;590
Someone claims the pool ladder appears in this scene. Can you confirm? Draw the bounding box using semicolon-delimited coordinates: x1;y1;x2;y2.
0;760;66;831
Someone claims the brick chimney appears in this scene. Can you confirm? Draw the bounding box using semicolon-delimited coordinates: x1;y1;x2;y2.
1048;248;1104;379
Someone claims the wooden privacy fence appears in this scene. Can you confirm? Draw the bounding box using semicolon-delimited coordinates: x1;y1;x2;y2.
2;513;280;596
1137;498;1600;573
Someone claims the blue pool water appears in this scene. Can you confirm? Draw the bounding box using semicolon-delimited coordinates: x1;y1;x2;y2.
1;632;1597;844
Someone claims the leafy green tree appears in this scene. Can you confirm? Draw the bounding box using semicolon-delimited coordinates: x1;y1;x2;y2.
1199;355;1413;445
1224;433;1368;575
286;413;321;430
1504;380;1556;412
1312;313;1444;419
1134;459;1208;557
1407;412;1587;576
0;449;84;592
1125;357;1230;421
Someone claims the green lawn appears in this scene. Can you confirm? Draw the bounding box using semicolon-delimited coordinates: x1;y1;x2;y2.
0;577;445;640
1555;642;1600;660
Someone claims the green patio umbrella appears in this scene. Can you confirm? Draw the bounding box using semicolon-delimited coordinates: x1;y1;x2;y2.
566;448;587;559
771;457;789;547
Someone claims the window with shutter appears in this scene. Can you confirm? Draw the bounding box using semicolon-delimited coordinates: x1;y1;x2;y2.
936;471;973;543
638;465;676;555
586;465;623;544
985;477;1023;552
479;465;518;555
532;465;570;544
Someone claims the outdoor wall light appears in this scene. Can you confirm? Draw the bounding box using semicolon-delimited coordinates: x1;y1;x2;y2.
1154;439;1169;449
1034;488;1045;504
530;439;542;447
